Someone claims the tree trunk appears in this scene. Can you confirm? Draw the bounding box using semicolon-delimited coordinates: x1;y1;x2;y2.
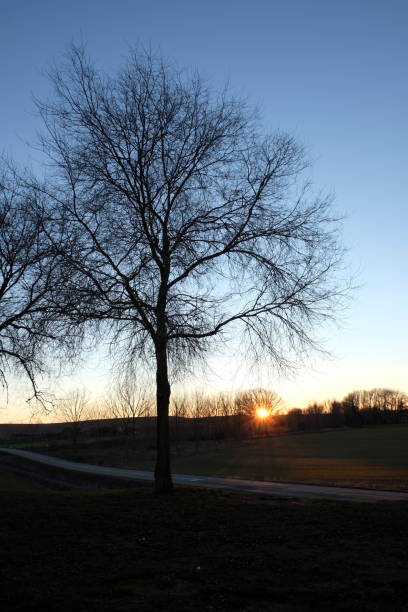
154;338;172;493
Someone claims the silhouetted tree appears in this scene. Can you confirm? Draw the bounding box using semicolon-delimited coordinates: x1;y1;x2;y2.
286;408;305;431
235;388;282;417
213;391;234;438
56;388;89;446
305;402;325;429
105;374;152;439
187;391;209;451
0;165;67;402
37;46;349;492
234;387;282;436
170;392;189;452
341;388;408;425
327;399;344;427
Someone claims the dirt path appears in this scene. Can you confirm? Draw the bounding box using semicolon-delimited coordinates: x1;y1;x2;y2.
2;447;408;502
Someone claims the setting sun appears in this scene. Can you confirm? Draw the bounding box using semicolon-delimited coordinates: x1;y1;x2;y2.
256;407;269;419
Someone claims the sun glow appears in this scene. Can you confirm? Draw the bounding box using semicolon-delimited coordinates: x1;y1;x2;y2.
255;407;269;419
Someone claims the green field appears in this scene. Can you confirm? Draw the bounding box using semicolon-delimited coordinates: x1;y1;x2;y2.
167;426;408;490
1;467;408;611
6;424;408;491
39;425;408;491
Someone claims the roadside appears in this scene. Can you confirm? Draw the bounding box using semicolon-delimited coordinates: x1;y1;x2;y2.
0;452;145;491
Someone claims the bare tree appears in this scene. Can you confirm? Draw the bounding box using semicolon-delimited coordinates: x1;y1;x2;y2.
215;391;234;418
0;164;66;402
37;46;349;492
170;392;189;452
305;402;325;429
213;391;235;439
188;391;209;451
105;374;152;438
56;388;89;446
232;388;281;438
234;388;282;417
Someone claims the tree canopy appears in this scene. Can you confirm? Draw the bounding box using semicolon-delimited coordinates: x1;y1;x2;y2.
33;46;349;491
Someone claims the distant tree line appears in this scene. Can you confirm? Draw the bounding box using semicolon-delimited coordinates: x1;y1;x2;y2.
9;386;407;454
35;386;408;453
34;385;282;449
168;387;408;442
285;388;408;431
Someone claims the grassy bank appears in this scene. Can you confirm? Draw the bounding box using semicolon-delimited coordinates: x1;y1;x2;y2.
1;468;408;611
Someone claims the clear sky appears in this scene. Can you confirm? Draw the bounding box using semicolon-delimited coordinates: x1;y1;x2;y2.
1;0;407;421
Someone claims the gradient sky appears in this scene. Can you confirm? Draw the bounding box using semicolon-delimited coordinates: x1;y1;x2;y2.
1;0;407;421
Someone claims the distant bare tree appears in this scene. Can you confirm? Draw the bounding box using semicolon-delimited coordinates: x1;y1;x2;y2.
213;391;235;438
215;392;234;418
234;388;282;417
56;388;89;446
37;46;349;492
234;387;282;437
342;388;408;425
286;408;305;431
305;402;325;429
170;392;189;452
188;391;211;450
86;401;108;422
105;375;152;438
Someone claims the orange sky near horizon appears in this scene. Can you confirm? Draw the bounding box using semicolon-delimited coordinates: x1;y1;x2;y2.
1;351;407;424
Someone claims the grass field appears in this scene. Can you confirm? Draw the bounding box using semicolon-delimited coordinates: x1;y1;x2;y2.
169;426;408;490
37;425;408;490
1;467;408;611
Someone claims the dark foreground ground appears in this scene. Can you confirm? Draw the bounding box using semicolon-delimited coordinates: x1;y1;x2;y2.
1;457;408;611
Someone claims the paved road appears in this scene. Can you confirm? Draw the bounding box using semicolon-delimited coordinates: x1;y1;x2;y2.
1;447;408;502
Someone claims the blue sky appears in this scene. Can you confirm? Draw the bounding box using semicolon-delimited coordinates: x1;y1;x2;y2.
1;0;407;420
